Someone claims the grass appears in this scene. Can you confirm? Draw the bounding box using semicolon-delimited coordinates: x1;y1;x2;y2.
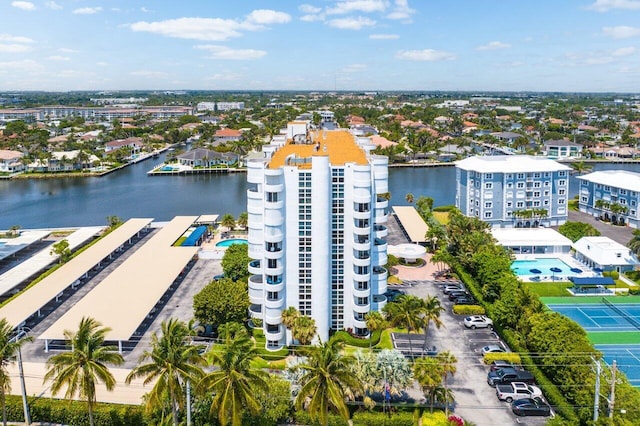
524;281;573;297
387;275;402;285
588;331;640;345
375;327;408;350
432;211;450;225
626;271;640;285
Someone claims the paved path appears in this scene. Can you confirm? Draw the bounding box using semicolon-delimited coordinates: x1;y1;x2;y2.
566;210;634;245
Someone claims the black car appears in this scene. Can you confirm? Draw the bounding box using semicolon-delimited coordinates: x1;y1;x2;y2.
490;360;514;372
511;397;551;417
448;291;468;301
453;297;475;305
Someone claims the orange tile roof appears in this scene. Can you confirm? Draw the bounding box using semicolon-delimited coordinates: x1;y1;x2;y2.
268;130;368;169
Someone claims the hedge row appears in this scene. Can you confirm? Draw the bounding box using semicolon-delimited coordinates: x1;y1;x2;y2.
295;410;439;426
451;305;485;315
3;395;144;426
482;352;521;365
332;329;382;348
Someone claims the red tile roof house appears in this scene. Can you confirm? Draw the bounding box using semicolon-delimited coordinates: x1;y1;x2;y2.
214;128;242;143
105;137;144;153
0;149;24;173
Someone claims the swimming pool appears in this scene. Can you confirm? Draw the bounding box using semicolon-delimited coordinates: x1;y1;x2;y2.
511;258;574;277
215;238;248;247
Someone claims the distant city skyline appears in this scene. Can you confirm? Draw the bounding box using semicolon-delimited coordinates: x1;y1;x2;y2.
0;0;639;92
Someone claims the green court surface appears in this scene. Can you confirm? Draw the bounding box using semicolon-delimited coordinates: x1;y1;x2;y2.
540;296;640;305
588;331;640;345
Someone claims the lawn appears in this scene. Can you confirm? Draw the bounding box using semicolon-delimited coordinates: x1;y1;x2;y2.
626;271;640;285
432;211;450;225
524;281;573;297
374;327;408;350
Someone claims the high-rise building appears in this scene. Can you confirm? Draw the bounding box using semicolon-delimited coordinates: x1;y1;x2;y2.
456;155;571;228
246;122;389;350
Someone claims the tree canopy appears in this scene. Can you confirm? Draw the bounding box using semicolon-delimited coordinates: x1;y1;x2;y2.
193;278;249;327
558;221;601;242
221;243;251;281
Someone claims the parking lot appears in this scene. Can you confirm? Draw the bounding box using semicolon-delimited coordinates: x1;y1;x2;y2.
404;280;551;426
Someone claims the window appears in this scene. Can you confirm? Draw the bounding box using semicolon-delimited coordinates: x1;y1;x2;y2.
516;201;524;208
544;200;550;206
534;172;541;178
506;191;513;198
517;173;525;179
507;201;512;208
581;196;588;203
517;182;525;189
485;173;493;179
559;189;565;195
533;201;541;207
266;192;278;202
558;198;565;204
534;191;541;197
506;182;513;189
534;182;541;188
484;211;492;218
559;180;566;186
485;182;493;189
559;171;567;177
267;259;277;269
506;174;513;179
544;181;550;187
485;201;493;208
267;291;278;301
621;189;627;195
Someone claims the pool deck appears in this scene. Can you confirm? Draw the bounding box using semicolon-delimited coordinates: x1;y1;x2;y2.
513;253;600;282
198;227;247;260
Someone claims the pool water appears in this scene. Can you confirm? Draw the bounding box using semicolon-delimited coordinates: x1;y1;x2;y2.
511;258;574;277
215;238;248;247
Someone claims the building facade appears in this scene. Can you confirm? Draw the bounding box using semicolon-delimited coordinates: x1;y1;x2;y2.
577;170;640;229
247;122;389;349
456;156;571;228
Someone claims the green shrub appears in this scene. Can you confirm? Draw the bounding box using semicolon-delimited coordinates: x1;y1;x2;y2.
483;352;521;365
353;411;415;425
451;305;485;315
252;328;289;359
294;410;348;426
432;205;456;212
332;329;382;348
611;270;620;280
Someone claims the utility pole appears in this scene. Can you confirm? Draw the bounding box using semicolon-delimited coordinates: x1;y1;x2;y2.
593;357;601;423
17;345;30;425
609;360;617;421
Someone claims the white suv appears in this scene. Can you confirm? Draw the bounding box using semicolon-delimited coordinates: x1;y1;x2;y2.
464;315;494;329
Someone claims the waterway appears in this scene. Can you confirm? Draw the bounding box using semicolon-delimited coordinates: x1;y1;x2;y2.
0;153;638;229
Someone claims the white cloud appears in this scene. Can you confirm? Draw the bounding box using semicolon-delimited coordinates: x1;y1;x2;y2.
587;0;640;12
195;45;267;60
131;18;255;41
341;63;367;72
301;14;325;22
59;48;79;53
0;59;42;71
96;61;108;67
0;44;32;53
602;25;640;38
141;7;152;13
45;1;62;10
387;0;415;20
205;72;242;81
327;0;387;15
299;4;322;13
130;70;168;77
0;34;34;44
11;1;35;11
612;46;637;56
369;33;399;39
328;16;376;30
47;55;70;61
246;9;291;25
396;48;456;61
72;7;103;15
476;41;511;51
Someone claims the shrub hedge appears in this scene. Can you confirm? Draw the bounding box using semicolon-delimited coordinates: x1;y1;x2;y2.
294;410;446;426
332;329;382;348
451;305;485;315
3;395;144;426
482;352;521;365
432;205;457;212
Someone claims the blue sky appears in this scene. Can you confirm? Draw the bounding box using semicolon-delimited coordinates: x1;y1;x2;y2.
0;0;639;92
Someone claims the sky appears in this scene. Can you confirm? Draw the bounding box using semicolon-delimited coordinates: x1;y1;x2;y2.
0;0;639;92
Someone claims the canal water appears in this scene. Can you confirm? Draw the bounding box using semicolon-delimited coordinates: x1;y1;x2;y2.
1;154;638;229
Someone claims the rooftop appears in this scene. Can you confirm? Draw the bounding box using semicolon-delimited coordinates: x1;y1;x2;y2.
577;170;640;193
492;228;572;247
456;155;571;173
268;129;368;169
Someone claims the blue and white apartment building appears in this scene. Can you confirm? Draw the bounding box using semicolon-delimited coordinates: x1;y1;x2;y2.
577;170;640;229
456;156;571;228
246;121;389;350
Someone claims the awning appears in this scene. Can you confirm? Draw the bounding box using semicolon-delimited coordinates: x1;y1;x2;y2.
569;277;616;286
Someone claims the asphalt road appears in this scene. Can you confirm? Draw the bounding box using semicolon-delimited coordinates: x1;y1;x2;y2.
566;209;634;245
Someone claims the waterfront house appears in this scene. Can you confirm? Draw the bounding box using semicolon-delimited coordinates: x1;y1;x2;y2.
176;148;238;168
105;137;144;153
543;139;583;159
213;128;242;143
577;170;640;228
0;149;23;172
490;131;522;145
573;236;639;274
28;150;99;172
247;121;389;349
456;155;571;228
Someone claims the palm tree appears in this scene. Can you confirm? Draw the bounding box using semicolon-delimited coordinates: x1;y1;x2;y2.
292;315;317;346
126;319;206;426
220;214;236;232
281;306;300;330
413;357;442;413
0;320;32;426
405;193;414;204
628;229;640;257
295;338;363;426
435;351;457;415
236;212;248;230
364;311;387;350
570;160;592;175
44;317;124;426
383;295;426;333
422;295;444;350
198;328;269;426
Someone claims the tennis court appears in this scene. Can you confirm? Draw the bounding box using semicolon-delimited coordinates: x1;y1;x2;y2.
594;344;640;387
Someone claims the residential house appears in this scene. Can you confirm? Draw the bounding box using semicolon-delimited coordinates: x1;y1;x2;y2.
176;148;238;168
0;149;24;172
214;128;242;143
573;236;639;274
577;170;640;228
544;139;583;159
105;137;144;153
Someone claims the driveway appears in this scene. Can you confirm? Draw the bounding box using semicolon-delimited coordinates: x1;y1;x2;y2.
566;210;634;245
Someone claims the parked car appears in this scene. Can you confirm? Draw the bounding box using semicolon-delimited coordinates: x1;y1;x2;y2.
496;382;543;403
448;290;469;301
464;315;493;329
490;360;515;371
482;345;506;355
213;273;225;280
442;284;464;294
453;297;475;305
385;289;405;302
488;367;535;387
511;397;551;417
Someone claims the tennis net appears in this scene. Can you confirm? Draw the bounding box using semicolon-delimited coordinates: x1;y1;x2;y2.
603;297;640;331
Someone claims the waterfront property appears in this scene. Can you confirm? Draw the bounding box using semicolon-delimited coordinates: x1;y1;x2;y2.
246;121;389;349
543;139;583;159
577;170;640;228
572;236;639;274
455;155;571;228
0;149;24;173
176;148;239;168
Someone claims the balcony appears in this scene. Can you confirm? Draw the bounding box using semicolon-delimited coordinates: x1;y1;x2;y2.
352;285;369;298
249;304;263;319
264;306;283;323
248;275;264;291
352;317;367;329
374;212;388;225
353;268;370;282
373;266;388;280
247;188;261;201
265;262;284;276
372;294;387;310
353;249;370;261
264;211;284;227
263;228;283;243
374;225;388;238
376;197;389;210
353;237;370;251
353;219;370;235
264;324;285;341
248;287;263;304
248;259;261;275
265;295;285;310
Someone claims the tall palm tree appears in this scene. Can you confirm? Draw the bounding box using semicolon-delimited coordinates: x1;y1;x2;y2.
364;311;387;350
292;315;317;346
383;295;426;333
0;320;32;426
628;229;640;257
281;306;300;330
295;338;363;426
413;357;442;413
570;160;592;175
435;351;457;415
44;317;124;426
126;319;206;426
422;295;444;350
198;328;269;426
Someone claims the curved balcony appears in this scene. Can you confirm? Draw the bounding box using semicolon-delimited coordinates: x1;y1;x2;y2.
264;168;283;177
372;294;387;311
353;193;372;204
265;263;284;276
353;220;371;235
266;276;285;292
375;253;388;268
249;287;263;304
353;209;370;220
264;212;284;227
373;266;388;280
352;317;367;329
376;197;389;210
264;325;285;342
265;200;284;211
265;295;285;310
264;183;283;193
353;268;371;281
353;301;370;314
374;225;388;238
373;279;387;296
264;248;283;260
263;228;283;243
248;243;263;259
248;274;264;291
353;237;370;251
264;307;283;323
247;188;262;201
249;304;263;319
352;286;370;298
247;200;263;215
248;259;261;275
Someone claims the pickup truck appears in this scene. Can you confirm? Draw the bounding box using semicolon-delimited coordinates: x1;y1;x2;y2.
487;367;535;387
496;382;543;402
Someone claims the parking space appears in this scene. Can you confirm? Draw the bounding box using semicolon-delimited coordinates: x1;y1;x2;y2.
405;280;552;425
